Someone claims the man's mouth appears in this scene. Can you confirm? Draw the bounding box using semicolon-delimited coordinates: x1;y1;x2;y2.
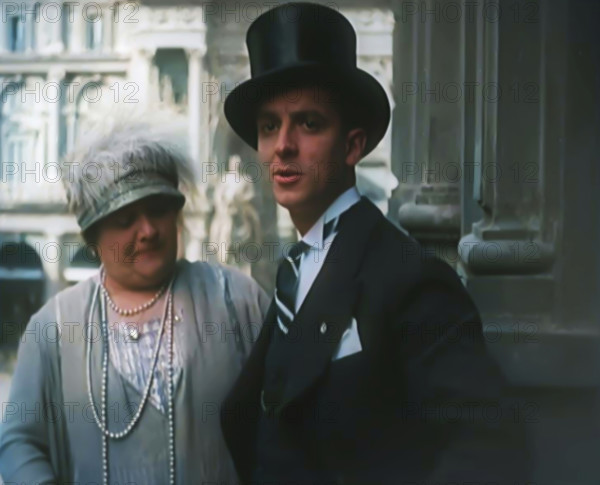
273;167;302;184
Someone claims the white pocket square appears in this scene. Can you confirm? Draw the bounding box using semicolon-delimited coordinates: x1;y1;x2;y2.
332;317;362;361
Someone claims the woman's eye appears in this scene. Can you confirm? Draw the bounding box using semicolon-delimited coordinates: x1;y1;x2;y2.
150;203;170;216
114;214;134;228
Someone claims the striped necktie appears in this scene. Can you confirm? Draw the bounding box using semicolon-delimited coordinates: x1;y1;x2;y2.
274;216;341;335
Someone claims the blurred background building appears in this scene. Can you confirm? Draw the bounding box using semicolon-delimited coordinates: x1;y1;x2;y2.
0;0;599;483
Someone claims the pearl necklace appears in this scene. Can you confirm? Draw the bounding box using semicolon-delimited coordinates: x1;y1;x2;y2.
86;277;176;485
100;269;168;317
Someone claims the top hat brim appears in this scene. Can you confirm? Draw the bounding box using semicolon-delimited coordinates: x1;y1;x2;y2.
224;63;390;157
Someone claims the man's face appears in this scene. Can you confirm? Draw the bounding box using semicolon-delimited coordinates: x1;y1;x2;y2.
256;86;364;218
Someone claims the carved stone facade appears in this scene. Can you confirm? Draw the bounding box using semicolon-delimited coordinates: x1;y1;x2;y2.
389;1;600;482
0;1;395;301
344;8;397;215
0;2;213;307
1;0;599;481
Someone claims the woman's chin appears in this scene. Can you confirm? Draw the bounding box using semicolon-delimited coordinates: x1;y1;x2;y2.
133;258;174;285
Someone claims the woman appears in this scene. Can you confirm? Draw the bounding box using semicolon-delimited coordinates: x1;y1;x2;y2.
0;120;269;484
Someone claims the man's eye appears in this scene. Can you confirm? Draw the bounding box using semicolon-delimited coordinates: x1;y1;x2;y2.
303;119;320;130
259;121;277;134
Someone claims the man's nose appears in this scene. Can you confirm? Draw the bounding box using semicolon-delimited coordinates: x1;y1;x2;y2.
274;123;297;158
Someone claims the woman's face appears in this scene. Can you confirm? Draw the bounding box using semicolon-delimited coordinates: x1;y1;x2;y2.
95;195;180;291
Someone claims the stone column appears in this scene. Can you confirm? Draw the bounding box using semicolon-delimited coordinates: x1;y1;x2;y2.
343;8;397;216
0;16;7;53
392;0;464;266
185;45;207;166
25;5;36;54
48;3;63;54
203;15;279;291
128;47;156;107
102;2;114;53
178;12;209;264
65;103;77;154
46;68;64;166
458;0;567;386
458;0;554;277
45;68;65;204
70;2;86;53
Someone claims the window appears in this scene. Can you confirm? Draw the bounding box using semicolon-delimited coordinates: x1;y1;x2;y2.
8;15;25;52
3;138;25;194
29;3;40;51
62;3;74;50
85;11;103;52
154;49;189;106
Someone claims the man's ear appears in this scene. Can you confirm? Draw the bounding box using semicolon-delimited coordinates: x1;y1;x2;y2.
345;128;367;168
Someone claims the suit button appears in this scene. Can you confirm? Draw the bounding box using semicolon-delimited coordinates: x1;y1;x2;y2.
320;322;328;334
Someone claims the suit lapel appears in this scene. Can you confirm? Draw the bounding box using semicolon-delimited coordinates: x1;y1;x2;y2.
223;198;384;422
277;197;383;412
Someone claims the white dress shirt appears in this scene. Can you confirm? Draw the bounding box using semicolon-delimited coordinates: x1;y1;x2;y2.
293;186;361;313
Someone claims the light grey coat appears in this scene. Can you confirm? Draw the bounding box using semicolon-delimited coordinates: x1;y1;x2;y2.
0;259;269;484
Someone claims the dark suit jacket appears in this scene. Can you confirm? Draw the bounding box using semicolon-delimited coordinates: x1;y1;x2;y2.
221;197;530;484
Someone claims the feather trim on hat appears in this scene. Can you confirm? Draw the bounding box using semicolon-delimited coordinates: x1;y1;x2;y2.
61;108;197;218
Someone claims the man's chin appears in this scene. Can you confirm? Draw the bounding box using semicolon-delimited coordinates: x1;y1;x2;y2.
273;189;306;211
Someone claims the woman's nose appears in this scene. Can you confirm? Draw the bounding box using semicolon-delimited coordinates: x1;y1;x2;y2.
137;213;158;240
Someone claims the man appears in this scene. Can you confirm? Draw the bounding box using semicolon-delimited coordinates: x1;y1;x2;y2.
221;3;530;484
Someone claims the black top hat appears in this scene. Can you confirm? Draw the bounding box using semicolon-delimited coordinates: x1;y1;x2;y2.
224;2;391;156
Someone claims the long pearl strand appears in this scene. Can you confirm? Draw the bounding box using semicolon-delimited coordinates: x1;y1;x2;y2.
86;279;176;485
100;269;168;317
166;289;176;482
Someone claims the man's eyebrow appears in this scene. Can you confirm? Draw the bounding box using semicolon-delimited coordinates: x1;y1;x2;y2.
289;110;327;119
256;109;328;123
256;109;278;119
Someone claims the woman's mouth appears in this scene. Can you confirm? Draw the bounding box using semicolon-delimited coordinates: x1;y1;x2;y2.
133;247;161;260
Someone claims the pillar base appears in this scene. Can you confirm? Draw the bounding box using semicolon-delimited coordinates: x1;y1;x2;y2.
459;232;554;275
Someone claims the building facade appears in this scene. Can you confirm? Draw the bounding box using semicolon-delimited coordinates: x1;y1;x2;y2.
0;1;396;310
1;0;599;482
